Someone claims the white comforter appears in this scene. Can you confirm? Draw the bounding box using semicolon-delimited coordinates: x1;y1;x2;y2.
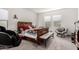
24;32;37;39
23;29;37;40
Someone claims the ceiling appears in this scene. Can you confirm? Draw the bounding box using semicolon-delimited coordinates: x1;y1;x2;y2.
28;8;62;13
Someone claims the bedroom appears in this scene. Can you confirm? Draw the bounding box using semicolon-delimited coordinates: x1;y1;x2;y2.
0;8;78;50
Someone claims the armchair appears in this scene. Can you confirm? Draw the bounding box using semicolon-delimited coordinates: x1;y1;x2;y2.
56;27;68;37
0;26;21;47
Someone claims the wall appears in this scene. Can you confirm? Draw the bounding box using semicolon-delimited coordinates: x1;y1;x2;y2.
37;8;78;33
5;8;37;30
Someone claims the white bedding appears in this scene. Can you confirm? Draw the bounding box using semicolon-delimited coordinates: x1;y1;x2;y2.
23;29;37;40
24;32;37;39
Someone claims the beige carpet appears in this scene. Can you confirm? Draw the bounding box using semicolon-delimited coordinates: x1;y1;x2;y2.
7;34;77;50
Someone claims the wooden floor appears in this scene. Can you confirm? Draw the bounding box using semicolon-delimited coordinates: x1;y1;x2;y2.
8;34;77;50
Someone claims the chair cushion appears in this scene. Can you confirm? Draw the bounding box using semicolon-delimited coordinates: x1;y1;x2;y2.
0;30;21;47
57;27;65;32
5;30;21;46
0;32;12;45
0;26;6;32
11;35;21;47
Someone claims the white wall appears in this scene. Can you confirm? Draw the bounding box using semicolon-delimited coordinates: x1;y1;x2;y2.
5;8;37;30
37;8;78;32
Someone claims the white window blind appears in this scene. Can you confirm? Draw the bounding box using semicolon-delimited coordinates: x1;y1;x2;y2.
0;9;8;29
0;9;8;20
44;16;51;28
44;16;51;22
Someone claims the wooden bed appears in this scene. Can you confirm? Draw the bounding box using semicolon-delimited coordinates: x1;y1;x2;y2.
17;22;49;45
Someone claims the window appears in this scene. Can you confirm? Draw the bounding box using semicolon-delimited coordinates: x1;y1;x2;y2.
52;15;62;27
0;9;8;20
44;16;51;28
44;15;62;28
44;16;51;22
0;9;8;29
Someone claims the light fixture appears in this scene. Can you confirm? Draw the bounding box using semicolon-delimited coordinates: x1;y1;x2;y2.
13;14;18;19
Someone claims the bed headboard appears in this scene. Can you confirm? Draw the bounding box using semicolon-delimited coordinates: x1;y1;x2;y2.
17;22;32;33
